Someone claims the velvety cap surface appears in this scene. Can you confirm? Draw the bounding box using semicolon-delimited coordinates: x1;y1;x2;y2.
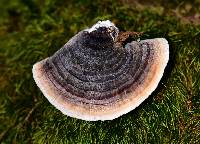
33;21;169;121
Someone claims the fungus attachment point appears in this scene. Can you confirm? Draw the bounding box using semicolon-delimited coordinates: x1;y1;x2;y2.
32;20;169;121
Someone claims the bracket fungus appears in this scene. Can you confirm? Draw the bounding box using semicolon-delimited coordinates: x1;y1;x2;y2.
32;20;169;121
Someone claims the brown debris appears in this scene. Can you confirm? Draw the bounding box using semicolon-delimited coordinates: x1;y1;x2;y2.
115;31;143;47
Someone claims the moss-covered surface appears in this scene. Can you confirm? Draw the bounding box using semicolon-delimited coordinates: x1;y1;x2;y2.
0;0;199;143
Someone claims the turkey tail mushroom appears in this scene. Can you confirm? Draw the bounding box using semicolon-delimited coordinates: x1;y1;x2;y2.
32;20;169;121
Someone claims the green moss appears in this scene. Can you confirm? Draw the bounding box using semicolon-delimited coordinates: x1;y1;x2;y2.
0;0;199;143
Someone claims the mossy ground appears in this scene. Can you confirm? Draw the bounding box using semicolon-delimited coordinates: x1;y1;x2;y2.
0;0;199;143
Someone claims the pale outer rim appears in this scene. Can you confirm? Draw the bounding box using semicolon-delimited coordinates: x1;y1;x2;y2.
32;38;169;121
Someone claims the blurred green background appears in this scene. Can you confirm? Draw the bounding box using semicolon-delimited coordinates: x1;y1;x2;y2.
0;0;199;143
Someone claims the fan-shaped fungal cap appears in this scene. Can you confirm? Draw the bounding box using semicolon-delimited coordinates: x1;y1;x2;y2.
32;20;169;121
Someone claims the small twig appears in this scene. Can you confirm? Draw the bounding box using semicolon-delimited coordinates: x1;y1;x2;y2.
0;102;40;142
18;102;40;128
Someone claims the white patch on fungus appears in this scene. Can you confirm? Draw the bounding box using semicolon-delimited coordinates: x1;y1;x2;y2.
85;20;119;40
